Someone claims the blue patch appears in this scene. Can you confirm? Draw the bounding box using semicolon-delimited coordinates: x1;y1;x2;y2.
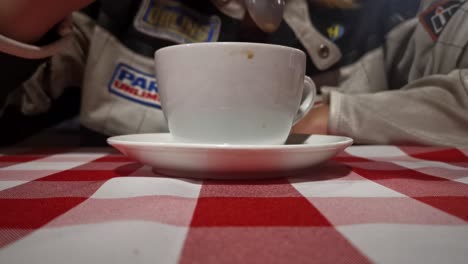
108;63;161;109
134;0;221;44
326;24;345;42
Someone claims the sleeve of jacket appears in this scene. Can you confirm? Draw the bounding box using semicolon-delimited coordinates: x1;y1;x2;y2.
0;53;46;113
325;7;468;147
0;12;94;116
328;69;468;146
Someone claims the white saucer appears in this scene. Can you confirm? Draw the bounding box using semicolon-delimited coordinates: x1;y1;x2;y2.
107;133;353;179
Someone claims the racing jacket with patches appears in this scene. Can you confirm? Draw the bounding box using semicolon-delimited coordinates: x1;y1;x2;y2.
4;0;463;147
323;0;468;146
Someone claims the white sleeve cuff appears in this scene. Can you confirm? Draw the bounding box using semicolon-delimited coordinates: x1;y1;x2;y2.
328;90;343;135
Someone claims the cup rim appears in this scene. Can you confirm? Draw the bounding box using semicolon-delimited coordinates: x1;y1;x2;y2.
154;42;305;57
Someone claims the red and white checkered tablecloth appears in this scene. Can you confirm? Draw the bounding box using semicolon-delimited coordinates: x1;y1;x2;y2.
0;146;467;264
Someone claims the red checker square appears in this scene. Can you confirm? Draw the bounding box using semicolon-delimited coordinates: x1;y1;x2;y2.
179;227;371;264
49;196;198;227
0;170;60;181
418;196;468;221
308;197;465;226
400;147;468;163
199;179;302;197
418;167;468;180
0;155;45;163
0;197;87;229
190;197;331;227
0;181;105;199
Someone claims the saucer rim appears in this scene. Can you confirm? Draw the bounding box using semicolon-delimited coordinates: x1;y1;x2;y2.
107;133;353;151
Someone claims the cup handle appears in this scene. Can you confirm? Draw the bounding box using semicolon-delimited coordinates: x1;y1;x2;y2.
293;76;316;125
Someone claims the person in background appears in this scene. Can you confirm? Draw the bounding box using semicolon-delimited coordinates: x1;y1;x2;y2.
293;0;468;146
3;0;464;147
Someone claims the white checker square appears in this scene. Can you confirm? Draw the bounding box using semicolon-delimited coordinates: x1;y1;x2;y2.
0;181;26;191
1;153;107;171
455;177;468;184
346;146;409;159
290;179;404;197
0;222;189;264
91;176;202;198
0;153;108;182
3;162;93;170
337;224;468;264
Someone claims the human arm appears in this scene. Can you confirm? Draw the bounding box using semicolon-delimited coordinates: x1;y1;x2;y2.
0;0;94;43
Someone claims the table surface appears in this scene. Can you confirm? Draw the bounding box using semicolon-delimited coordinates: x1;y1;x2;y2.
0;145;467;264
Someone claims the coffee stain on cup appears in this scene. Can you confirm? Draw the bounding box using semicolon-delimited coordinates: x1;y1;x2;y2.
229;50;255;60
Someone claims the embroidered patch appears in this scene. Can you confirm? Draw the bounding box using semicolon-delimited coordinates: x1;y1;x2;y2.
134;0;221;44
326;24;345;42
419;0;466;40
108;63;161;109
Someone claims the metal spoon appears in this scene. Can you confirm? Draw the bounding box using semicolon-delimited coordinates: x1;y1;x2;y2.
244;0;285;33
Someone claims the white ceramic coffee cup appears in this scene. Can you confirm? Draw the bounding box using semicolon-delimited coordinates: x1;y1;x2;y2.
155;42;316;145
